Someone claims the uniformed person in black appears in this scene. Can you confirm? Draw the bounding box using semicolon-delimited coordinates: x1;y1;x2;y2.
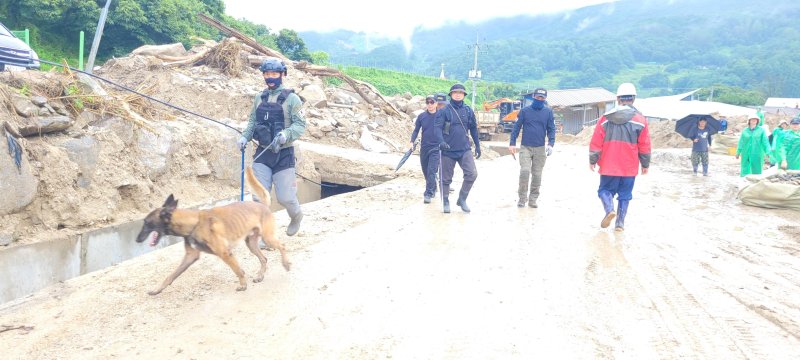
434;84;481;213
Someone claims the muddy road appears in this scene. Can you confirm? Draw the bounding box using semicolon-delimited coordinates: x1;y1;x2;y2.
1;144;798;359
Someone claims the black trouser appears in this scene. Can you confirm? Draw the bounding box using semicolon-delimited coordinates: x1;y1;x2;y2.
441;150;478;200
420;146;439;197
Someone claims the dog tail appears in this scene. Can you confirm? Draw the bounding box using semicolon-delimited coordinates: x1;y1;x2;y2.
245;166;272;205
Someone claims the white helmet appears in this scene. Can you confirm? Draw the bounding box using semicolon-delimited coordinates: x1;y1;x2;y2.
616;83;637;97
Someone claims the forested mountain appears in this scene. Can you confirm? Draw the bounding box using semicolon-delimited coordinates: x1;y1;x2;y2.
302;0;800;99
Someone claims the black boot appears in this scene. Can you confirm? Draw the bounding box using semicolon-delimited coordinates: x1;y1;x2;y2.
456;193;471;213
615;200;629;232
599;191;616;228
443;197;450;213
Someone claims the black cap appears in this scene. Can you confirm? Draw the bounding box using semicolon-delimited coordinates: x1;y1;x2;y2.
533;88;547;98
449;83;468;96
435;93;447;104
426;94;435;100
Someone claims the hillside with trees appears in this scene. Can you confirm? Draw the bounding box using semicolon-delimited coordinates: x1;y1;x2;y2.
301;0;800;103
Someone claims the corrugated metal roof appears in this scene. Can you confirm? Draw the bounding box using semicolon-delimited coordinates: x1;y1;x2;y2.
764;97;800;108
526;88;616;107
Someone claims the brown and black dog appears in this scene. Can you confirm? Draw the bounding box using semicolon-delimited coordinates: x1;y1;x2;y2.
135;166;291;295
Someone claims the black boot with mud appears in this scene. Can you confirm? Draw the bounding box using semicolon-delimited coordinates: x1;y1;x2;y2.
443;198;451;213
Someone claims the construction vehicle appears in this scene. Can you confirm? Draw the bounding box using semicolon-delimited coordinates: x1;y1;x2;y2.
476;111;504;140
482;98;522;133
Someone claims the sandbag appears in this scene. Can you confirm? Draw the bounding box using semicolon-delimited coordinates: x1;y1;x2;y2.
738;171;800;209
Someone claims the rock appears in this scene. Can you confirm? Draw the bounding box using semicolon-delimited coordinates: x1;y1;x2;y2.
318;120;335;132
412;109;425;118
17;115;73;137
59;136;100;188
308;126;324;139
359;126;389;153
374;116;387;126
299;80;313;88
76;73;108;97
31;96;48;106
337;117;352;129
405;102;425;116
196;158;212;176
131;43;187;58
298;84;326;103
367;122;379;131
11;95;38;117
171;72;194;85
137;128;173;180
207;130;241;183
0;233;11;246
312;99;328;108
402;92;413;100
333;91;360;106
306;108;322;118
0;133;37;216
52;102;69;116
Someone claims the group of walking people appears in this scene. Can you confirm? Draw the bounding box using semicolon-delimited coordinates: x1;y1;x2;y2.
409;81;651;232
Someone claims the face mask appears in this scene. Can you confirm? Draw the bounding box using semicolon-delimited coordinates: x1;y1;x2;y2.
532;99;545;110
265;76;282;89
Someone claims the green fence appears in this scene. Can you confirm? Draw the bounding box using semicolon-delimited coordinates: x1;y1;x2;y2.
10;29;30;46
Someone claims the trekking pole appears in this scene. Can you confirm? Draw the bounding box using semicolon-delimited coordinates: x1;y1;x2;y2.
439;148;445;213
240;148;245;201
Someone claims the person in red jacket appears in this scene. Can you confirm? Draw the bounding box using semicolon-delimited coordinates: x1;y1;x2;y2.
589;83;651;232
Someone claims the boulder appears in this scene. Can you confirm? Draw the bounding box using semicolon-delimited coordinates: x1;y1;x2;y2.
59;135;100;188
131;43;188;58
0;133;37;215
298;84;326;103
359;126;389;153
137;128;173;180
30;96;48;107
17;115;73;137
0;233;11;246
11;95;38;118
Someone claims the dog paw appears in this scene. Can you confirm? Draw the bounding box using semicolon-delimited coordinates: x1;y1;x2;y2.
253;275;264;283
147;289;162;296
236;285;247;291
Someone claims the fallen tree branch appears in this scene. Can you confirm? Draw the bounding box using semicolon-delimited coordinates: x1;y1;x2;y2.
0;325;34;334
197;13;291;63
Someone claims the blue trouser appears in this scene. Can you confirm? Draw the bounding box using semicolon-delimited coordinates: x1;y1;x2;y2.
252;162;302;218
420;146;439;197
598;175;636;201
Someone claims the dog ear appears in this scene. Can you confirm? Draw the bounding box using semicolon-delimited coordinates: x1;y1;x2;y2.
162;194;178;210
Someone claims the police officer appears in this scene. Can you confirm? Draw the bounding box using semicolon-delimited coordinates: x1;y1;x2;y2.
434;84;481;213
409;95;441;203
237;58;306;236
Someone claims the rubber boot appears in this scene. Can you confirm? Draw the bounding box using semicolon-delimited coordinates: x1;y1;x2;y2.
615;200;629;232
456;192;471;213
599;191;616;228
443;197;451;213
286;211;303;236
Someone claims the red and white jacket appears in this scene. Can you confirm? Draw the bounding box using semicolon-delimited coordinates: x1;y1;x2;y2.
589;106;651;176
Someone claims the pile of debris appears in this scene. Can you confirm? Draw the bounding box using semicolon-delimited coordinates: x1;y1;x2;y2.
763;172;800;185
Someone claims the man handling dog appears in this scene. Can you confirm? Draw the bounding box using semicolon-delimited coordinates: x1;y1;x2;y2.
237;58;306;236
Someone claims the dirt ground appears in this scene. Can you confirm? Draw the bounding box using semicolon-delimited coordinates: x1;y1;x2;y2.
1;144;798;359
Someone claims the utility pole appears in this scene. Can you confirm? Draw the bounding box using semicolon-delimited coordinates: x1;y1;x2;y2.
467;33;487;106
86;0;112;74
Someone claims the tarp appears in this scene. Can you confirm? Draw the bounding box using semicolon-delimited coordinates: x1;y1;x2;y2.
738;171;800;210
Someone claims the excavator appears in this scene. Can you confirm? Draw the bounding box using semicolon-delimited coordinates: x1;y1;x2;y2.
482;98;522;132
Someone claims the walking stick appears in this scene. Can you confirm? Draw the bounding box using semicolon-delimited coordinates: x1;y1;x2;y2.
439;148;445;213
240;147;245;201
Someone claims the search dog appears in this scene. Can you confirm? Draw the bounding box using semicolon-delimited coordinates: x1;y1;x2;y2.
135;166;291;295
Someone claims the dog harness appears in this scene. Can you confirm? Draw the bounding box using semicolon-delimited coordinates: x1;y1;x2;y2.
254;88;295;172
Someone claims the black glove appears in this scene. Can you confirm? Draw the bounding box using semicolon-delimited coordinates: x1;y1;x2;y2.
439;142;451;150
475;148;481;159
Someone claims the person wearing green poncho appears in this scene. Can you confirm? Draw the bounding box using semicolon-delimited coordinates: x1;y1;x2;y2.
736;116;770;176
770;120;789;166
780;118;800;170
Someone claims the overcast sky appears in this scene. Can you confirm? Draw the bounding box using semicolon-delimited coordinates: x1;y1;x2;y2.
223;0;618;38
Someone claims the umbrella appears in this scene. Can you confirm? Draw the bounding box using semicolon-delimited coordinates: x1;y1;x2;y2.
675;114;721;139
395;142;417;171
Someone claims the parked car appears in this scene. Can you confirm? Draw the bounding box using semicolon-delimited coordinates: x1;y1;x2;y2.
0;22;39;71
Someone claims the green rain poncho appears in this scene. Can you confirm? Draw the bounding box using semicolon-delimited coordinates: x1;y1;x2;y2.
736;125;770;176
781;129;800;170
770;127;786;165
